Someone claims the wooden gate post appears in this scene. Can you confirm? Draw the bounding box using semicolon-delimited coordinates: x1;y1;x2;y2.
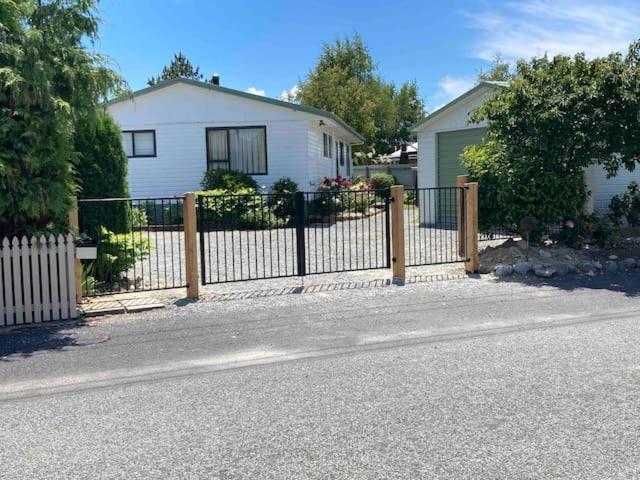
464;182;479;273
183;193;199;299
456;175;469;257
390;185;406;282
68;196;82;304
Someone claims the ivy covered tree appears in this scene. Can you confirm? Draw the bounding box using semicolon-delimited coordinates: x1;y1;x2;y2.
463;41;640;234
297;34;425;155
148;52;211;85
0;0;123;238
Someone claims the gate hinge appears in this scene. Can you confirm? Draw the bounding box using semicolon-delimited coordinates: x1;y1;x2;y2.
392;256;397;263
389;197;395;203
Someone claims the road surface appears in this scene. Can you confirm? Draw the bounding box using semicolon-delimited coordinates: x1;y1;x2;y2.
1;273;640;479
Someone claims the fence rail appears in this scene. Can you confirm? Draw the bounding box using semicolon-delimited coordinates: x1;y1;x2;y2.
1;234;77;326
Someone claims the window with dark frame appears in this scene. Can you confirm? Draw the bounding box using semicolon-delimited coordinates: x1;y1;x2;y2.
122;130;156;158
339;142;345;166
206;126;267;175
323;133;333;158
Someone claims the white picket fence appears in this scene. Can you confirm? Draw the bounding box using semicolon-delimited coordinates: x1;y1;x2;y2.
0;234;78;327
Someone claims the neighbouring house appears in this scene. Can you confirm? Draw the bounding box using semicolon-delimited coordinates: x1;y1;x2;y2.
107;78;363;197
411;80;640;217
379;142;418;164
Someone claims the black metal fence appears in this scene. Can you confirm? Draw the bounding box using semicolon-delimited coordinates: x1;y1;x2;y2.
78;197;186;296
198;190;391;284
404;187;467;266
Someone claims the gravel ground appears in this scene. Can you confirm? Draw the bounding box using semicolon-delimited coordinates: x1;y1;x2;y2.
96;210;477;294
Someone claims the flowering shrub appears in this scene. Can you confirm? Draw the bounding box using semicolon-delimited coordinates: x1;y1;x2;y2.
314;176;371;214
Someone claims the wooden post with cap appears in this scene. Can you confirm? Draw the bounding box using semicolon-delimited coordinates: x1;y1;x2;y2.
183;192;199;299
464;182;479;273
390;185;405;282
68;196;82;304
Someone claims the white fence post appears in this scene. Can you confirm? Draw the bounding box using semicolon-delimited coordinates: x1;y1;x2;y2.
0;233;79;327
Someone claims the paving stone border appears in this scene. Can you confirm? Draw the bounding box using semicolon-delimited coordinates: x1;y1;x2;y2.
492;257;638;279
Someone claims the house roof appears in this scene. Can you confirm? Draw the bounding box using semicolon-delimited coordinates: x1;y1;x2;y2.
109;77;365;143
387;142;418;158
411;80;508;132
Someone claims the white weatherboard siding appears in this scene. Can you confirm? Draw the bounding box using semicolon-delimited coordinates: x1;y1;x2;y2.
108;81;358;197
586;164;640;214
306;125;352;187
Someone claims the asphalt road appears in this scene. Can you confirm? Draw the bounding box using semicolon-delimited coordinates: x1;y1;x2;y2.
1;273;640;479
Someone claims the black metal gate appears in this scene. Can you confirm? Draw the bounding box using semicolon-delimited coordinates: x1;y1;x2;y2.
198;189;391;284
404;187;468;266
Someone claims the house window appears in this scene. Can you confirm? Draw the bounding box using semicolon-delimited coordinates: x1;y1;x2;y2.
323;133;333;158
122;130;156;158
346;146;351;176
339;142;345;166
206;126;267;175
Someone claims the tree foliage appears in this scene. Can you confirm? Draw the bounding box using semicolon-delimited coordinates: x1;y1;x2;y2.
478;52;514;82
75;111;130;234
297;34;425;155
0;0;123;237
148;52;214;85
463;42;640;235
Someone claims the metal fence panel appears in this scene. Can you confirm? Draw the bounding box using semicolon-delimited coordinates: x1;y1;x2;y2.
78;197;186;296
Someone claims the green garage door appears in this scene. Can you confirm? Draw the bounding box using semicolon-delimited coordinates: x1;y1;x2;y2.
435;128;487;223
437;127;487;187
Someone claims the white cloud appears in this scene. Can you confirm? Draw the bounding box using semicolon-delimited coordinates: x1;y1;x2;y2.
427;76;475;112
465;0;640;61
246;87;265;96
279;84;300;102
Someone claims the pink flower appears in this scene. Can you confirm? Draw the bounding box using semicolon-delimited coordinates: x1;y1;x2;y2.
565;219;576;229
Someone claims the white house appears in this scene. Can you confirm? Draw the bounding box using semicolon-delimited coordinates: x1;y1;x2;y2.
107;78;364;197
412;80;640;219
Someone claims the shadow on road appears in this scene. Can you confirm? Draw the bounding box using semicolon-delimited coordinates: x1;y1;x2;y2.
497;272;640;297
0;321;99;361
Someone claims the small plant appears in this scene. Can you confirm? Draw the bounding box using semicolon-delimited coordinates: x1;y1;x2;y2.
369;172;395;191
89;227;153;288
201;169;259;191
609;181;640;227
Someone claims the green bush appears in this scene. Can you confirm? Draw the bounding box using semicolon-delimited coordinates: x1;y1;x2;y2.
609;182;640;227
369;172;395;190
269;178;298;222
75;112;131;234
88;227;152;288
197;188;284;229
201;169;258;191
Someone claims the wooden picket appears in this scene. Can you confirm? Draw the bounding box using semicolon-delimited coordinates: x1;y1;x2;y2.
0;234;78;327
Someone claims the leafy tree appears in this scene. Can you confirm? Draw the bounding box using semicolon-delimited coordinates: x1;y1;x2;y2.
394;80;425;143
478;52;514;82
148;52;209;85
75;111;130;234
463;42;640;235
0;0;123;238
297;34;424;155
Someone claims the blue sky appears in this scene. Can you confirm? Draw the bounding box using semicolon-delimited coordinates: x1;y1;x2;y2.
96;0;640;111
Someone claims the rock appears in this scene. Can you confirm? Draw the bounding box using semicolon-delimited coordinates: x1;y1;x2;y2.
608;254;618;261
513;261;533;275
534;266;556;278
494;264;514;278
567;264;578;274
605;260;618;273
578;261;599;274
554;264;570;277
539;249;553;259
621;258;637;270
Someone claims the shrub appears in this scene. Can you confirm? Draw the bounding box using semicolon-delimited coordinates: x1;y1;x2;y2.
609;182;640;227
75;112;131;234
313;177;371;214
369;172;395;190
88;227;152;288
269;178;298;222
557;215;617;248
201;169;258;191
197;188;284;229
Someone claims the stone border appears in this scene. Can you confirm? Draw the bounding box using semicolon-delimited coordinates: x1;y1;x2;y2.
493;257;639;279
